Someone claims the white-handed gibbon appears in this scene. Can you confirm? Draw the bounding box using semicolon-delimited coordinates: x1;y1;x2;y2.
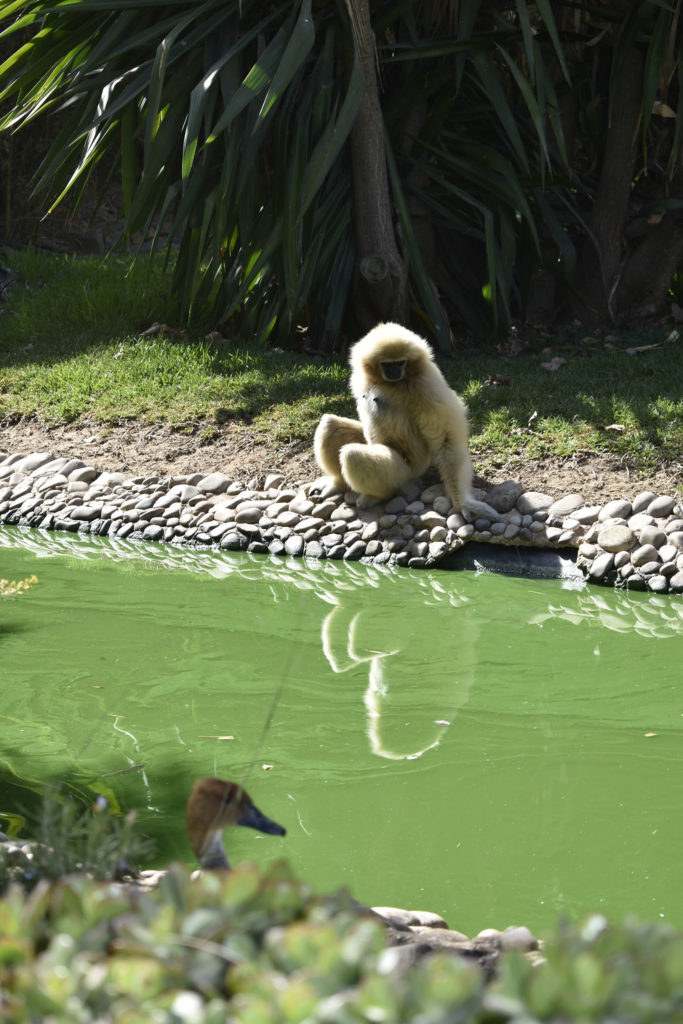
313;323;498;519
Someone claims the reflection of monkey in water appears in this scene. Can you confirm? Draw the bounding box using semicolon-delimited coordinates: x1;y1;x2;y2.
313;322;498;519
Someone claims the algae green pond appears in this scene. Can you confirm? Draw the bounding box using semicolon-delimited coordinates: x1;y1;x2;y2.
1;525;681;937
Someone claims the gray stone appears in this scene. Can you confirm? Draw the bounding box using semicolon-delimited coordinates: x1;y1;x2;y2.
547;493;584;518
12;452;54;474
30;457;70;478
659;544;678;563
143;525;164;541
631;544;660;567
289;494;315;516
284;535;305;556
327;544;347;560
344;541;366;561
219;532;246;551
94;470;126;488
169;484;202;502
311;500;339;521
628;512;656;531
235;506;262;524
517;491;553;514
60;459;87;478
433;496;452;516
597;523;635;553
669;572;683;592
638;524;667;549
385;496;408;514
638;561;662;577
69;505;102;522
573;505;601;525
647;495;676;518
632;490;657;513
588;552;615;580
330;505;356;522
669;531;683;551
429;541;449;561
420;484;446;504
598;498;632;521
196;472;231;494
398;480;422;502
499;926;539;953
486;480;524;513
647;574;669;593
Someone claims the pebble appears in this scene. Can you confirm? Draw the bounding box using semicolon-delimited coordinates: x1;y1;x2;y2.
0;449;681;592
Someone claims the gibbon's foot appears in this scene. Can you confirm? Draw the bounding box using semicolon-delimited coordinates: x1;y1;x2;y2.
309;475;345;499
460;498;501;522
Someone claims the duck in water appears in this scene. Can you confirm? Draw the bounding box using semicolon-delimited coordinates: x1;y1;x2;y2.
186;778;286;870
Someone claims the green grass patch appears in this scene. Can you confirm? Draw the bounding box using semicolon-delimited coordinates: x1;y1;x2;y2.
0;248;681;474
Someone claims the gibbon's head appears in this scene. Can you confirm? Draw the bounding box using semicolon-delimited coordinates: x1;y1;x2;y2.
350;323;434;385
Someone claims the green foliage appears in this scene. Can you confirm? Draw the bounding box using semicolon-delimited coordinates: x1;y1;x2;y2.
0;860;682;1022
2;1;680;344
0;789;154;892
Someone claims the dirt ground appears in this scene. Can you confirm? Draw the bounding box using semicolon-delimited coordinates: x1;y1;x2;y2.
1;414;681;505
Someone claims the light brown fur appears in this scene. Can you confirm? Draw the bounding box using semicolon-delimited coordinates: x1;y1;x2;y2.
313;323;497;518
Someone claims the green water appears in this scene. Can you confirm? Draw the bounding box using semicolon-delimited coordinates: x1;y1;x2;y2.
1;525;681;937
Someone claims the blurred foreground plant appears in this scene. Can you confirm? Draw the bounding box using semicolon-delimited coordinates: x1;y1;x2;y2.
0;858;682;1022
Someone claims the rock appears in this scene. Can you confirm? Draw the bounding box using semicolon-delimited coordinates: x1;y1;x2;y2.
548;493;584;518
597;523;635;553
196;472;231;494
632;490;657;513
516;491;553;514
385;495;408;514
284;535;305;557
12;452;55;474
487;480;524;513
29;457;70;477
638;524;667;549
631;544;660;567
69;505;102;522
499;925;539;952
571;505;602;525
647;495;676;518
598;498;632;521
588;551;615;580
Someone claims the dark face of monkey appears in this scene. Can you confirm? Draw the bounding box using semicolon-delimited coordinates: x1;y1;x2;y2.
379;359;407;382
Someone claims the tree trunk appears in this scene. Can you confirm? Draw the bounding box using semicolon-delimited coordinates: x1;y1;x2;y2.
347;0;408;331
579;6;643;324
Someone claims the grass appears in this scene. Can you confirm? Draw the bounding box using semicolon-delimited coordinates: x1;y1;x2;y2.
0;247;681;477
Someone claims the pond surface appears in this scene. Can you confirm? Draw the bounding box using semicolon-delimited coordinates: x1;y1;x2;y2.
1;525;682;937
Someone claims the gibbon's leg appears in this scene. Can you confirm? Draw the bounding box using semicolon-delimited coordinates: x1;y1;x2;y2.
341;442;414;502
313;414;365;488
435;439;499;521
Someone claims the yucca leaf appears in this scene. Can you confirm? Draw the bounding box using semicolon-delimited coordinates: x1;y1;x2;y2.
257;0;314;127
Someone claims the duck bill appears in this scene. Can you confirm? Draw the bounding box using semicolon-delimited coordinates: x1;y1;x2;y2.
238;801;286;836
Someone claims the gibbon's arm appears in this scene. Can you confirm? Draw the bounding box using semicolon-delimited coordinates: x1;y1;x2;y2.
435;438;499;521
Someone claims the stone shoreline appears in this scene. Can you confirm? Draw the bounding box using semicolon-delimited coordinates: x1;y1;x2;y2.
1;449;681;593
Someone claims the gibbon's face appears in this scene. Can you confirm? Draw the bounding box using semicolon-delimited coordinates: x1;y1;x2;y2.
379;359;406;382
